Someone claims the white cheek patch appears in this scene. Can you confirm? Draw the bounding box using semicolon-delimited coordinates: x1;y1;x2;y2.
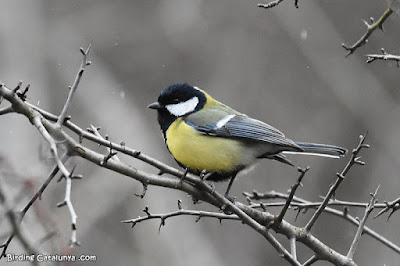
166;96;199;116
216;114;235;128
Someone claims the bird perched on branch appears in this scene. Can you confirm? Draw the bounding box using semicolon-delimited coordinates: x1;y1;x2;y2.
148;83;347;198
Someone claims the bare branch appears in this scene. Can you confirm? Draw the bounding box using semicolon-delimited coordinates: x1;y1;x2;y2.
0;176;39;264
56;44;91;127
268;167;309;229
305;133;369;232
366;48;400;66
347;185;380;259
89;125;120;161
0;106;13;115
0;157;68;257
258;0;298;9
0;79;386;264
303;255;318;266
121;206;240;230
342;8;393;56
245;190;400;254
290;237;297;261
374;196;400;220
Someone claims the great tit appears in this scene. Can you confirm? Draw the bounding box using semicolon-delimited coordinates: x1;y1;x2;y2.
148;83;347;197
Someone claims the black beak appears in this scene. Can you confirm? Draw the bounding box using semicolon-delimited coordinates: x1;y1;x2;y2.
148;102;163;110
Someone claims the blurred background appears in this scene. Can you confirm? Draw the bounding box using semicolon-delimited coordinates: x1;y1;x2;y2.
0;0;399;265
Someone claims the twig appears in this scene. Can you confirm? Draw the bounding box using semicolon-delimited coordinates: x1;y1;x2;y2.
0;176;39;264
347;185;379;260
191;180;301;265
366;48;400;66
244;191;390;209
342;7;393;56
289;237;297;261
374;196;400;220
258;0;298;9
0;157;67;257
246;190;400;254
268;167;309;229
56;44;91;127
122;206;240;232
56;172;79;246
89;125;120;161
0;106;13;115
305;134;369;232
303;255;318;266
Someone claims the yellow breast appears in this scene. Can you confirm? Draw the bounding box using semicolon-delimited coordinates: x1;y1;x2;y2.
165;118;242;173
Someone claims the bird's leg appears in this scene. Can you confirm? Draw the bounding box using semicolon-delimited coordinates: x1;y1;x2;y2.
180;167;190;182
224;173;237;201
200;170;216;193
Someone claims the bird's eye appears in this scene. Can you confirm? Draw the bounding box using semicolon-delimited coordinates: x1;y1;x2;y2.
172;98;179;103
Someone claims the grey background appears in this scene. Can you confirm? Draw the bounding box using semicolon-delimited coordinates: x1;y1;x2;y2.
0;0;399;265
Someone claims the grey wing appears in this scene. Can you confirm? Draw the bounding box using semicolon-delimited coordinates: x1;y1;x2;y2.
185;111;301;150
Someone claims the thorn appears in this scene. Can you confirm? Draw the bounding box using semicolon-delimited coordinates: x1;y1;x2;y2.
13;81;22;92
158;218;165;233
181;167;189;182
80;47;85;55
86;61;92;66
57;201;67;207
336;173;345;179
143;206;150;216
343;207;349;216
246;196;252;205
78;68;85;76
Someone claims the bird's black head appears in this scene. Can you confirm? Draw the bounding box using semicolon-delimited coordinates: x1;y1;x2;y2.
148;83;207;135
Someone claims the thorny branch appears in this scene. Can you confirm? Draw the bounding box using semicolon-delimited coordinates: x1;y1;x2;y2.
366;48;400;67
342;7;393;56
374;196;400;220
56;44;91;127
347;185;379;260
244;191;400;254
0;158;67;257
0;176;39;265
0;78;390;265
268;167;309;229
305;133;369;232
0;44;91;251
1;46;399;264
258;0;298;9
122;200;240;232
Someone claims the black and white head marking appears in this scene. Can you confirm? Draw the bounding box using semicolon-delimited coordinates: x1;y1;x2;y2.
154;83;207;135
166;96;199;117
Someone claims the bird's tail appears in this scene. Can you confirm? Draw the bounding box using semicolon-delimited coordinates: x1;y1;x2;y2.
283;142;347;159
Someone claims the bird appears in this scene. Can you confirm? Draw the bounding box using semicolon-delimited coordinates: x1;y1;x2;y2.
148;83;347;198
